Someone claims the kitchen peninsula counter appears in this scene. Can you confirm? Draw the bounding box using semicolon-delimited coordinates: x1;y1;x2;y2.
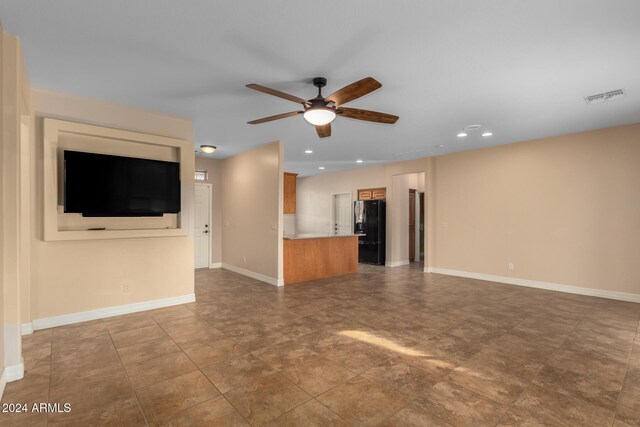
284;233;363;240
283;234;359;284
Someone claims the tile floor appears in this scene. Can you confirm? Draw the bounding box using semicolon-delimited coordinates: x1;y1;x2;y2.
1;263;639;426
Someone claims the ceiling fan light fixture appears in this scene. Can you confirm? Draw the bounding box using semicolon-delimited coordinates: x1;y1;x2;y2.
200;145;217;153
303;108;336;126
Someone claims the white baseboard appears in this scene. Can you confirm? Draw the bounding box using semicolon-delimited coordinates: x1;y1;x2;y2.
222;263;282;286
386;260;410;268
21;322;33;336
0;369;6;401
209;262;222;269
5;360;24;382
32;293;196;331
425;267;640;303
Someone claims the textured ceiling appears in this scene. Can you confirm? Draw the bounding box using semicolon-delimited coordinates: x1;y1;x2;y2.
1;0;639;176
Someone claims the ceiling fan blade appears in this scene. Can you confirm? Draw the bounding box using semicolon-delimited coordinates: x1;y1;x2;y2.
326;77;382;106
247;111;302;124
246;84;308;105
338;107;399;124
316;124;331;138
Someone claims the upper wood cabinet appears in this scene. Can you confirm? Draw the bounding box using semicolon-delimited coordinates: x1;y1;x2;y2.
372;188;386;200
284;172;297;214
358;187;386;200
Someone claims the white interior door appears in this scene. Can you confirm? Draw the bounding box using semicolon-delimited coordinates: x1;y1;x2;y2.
333;193;352;235
194;184;211;269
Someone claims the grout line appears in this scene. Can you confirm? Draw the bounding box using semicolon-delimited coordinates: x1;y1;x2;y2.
153;307;254;425
218;393;252;426
495;297;598;424
107;326;151;426
46;332;53;427
183;275;348;426
253;373;314;425
611;311;640;427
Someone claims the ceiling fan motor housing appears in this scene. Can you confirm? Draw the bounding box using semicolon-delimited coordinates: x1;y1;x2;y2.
312;77;328;88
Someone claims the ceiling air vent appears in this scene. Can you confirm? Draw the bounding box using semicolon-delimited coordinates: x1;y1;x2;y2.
584;89;626;104
463;124;482;131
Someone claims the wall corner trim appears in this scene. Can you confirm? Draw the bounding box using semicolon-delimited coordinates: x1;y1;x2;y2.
386;260;410;268
5;360;25;382
209;262;222;269
221;263;280;287
21;323;34;336
425;267;640;303
31;293;196;330
0;369;6;401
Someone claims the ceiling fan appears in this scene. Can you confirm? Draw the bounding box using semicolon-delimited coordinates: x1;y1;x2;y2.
246;77;399;138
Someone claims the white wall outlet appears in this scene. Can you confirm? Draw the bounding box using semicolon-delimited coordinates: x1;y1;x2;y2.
508;262;515;271
243;255;247;264
122;282;130;293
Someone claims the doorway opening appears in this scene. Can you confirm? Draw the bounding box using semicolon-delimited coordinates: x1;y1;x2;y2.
409;190;425;262
194;183;212;269
332;192;352;235
390;172;425;267
409;189;416;262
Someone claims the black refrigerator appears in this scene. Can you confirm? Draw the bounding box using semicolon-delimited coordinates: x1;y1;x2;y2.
354;200;386;265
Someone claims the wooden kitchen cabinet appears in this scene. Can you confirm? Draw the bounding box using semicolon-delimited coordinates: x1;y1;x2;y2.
358;189;373;200
358;187;386;200
372;188;386;200
284;172;297;214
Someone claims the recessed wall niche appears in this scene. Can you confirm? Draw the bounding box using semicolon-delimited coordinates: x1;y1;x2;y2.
43;118;194;241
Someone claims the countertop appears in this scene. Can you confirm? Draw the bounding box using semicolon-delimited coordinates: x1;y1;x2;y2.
283;233;364;240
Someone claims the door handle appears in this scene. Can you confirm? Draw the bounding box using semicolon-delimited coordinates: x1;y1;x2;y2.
203;230;209;234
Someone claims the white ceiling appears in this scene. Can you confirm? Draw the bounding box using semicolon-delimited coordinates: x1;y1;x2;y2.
1;0;639;176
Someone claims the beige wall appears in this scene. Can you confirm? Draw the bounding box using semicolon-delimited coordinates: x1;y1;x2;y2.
296;157;429;266
297;168;385;234
1;23;32;382
298;124;640;297
0;21;7;384
195;156;222;265
221;141;283;283
432;124;640;295
30;88;195;320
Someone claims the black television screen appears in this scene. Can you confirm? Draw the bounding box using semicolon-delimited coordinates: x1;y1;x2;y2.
64;150;181;217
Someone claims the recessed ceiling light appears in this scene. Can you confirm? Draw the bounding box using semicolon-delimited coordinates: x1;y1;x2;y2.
356;160;363;163
305;149;313;154
436;144;445;148
318;166;325;170
457;132;467;138
482;132;493;137
200;145;217;153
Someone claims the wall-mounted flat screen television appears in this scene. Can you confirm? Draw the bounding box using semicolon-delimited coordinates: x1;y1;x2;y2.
64;150;181;217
